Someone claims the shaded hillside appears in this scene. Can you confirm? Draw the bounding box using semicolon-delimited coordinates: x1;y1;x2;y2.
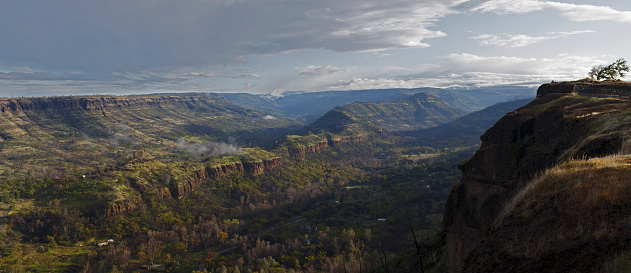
234;88;480;123
445;81;631;272
218;87;536;124
403;98;532;147
458;86;536;108
304;93;467;134
0;94;299;179
464;156;631;273
216;93;285;116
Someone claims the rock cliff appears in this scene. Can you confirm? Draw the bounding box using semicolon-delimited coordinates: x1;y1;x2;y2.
444;81;631;272
104;201;136;218
327;135;364;147
171;157;282;199
276;134;364;157
0;95;226;114
288;141;330;157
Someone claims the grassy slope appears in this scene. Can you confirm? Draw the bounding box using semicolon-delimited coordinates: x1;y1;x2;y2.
466;156;631;272
304;93;467;135
460;92;631;272
403;98;533;148
0;95;299;179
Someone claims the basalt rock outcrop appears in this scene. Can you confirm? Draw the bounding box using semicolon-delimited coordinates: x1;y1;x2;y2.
244;158;282;174
444;81;631;272
0;95;226;114
288;141;330;157
171;158;282;199
103;201;136;218
276;135;364;157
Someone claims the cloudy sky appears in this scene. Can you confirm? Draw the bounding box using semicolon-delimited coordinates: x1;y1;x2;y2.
0;0;629;97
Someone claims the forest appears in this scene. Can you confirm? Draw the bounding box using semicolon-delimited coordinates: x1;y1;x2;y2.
0;92;532;272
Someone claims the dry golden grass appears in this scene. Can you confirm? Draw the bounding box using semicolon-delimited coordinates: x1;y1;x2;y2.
470;155;631;272
500;155;631;223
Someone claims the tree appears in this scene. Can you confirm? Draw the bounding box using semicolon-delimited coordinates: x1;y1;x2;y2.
589;58;629;81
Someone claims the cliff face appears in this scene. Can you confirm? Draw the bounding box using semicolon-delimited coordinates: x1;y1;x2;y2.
104;201;136;218
327;135;364;147
0;95;225;114
444;82;631;272
0;94;300;180
279;135;364;157
172;134;363;199
244;158;282;174
172;158;282;199
288;141;330;157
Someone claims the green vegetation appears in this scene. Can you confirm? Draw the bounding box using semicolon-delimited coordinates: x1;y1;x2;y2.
0;91;521;272
1;135;471;272
304;93;467;134
0;95;299;180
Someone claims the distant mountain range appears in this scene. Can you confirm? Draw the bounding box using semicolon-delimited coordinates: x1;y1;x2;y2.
218;86;536;123
401;98;534;147
303;92;468;134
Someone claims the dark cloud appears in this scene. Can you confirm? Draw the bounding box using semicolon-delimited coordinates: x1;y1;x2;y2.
0;0;458;73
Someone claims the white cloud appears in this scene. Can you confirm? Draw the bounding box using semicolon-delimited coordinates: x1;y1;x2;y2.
326;53;614;90
295;65;353;76
438;53;605;75
472;0;631;23
472;30;594;47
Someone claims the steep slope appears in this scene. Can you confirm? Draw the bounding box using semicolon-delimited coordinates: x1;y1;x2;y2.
216;93;285;116
219;87;536;124
402;98;532;147
272;88;480;123
0;94;299;179
464;156;631;272
445;81;631;272
304;92;467;134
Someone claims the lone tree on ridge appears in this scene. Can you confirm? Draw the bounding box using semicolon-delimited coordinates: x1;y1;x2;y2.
589;58;629;81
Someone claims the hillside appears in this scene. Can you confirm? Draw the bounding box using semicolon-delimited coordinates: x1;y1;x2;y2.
465;156;631;272
221;88;480;123
0;94;299;179
218;87;536;124
0;87;539;272
304;92;467;134
402;98;533;148
0;91;469;272
445;81;631;272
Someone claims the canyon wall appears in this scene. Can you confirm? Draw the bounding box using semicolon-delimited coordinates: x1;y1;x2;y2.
0;95;225;114
444;82;631;272
171;158;282;199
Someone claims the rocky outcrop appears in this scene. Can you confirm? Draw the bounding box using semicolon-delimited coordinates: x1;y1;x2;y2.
0;95;225;114
206;162;245;178
536;80;631;98
327;135;364;147
244;158;282;174
103;201;136;218
444;82;631;272
264;157;282;170
288;141;329;157
172;158;282;198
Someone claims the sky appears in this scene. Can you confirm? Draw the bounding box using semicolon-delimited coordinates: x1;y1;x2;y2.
0;0;630;97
